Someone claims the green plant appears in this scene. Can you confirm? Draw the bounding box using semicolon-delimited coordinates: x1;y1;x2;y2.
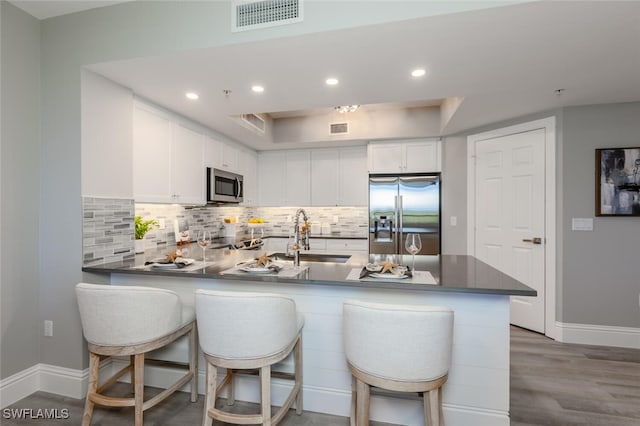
135;215;159;240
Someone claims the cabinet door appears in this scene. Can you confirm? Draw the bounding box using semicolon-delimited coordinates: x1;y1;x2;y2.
133;107;173;203
368;143;403;173
221;142;239;172
238;149;258;206
285;150;311;205
404;141;440;173
204;136;221;169
172;124;204;204
311;150;338;206
326;238;368;254
258;152;285;206
338;147;368;206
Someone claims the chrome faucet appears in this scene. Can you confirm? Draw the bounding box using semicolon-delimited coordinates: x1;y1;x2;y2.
292;208;310;267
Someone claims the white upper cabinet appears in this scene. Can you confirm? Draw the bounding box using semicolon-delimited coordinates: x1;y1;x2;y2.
238;148;258;206
368;140;441;173
133;104;204;205
133;106;174;203
258;151;285;206
338;146;368;206
311;147;367;206
311;150;339;206
204;136;222;169
284;150;311;206
221;142;239;172
171;124;204;204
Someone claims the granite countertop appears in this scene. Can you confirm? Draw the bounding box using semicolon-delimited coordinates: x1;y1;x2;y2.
83;243;536;296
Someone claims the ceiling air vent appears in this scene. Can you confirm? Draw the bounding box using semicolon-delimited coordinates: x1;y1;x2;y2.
241;113;266;134
330;122;349;135
232;0;303;32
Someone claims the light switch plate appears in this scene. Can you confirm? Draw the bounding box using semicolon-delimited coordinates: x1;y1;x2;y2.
572;218;593;231
450;216;457;226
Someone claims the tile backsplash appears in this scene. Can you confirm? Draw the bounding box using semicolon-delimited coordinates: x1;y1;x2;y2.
83;199;368;266
82;197;135;266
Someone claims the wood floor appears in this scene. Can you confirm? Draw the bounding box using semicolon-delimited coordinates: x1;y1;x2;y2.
510;326;640;426
3;327;639;425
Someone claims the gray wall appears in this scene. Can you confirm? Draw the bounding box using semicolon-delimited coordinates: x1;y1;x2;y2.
561;102;640;328
1;2;41;378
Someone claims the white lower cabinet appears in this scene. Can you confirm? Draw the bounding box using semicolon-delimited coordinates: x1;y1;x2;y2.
325;239;368;255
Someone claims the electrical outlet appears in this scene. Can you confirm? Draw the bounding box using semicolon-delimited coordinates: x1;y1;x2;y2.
450;216;457;226
286;215;292;222
333;215;339;223
158;218;166;229
44;320;53;337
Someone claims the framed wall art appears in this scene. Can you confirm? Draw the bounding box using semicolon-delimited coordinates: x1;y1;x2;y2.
596;147;640;216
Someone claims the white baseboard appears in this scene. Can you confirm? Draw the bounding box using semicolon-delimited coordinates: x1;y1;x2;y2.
0;364;40;408
555;321;640;349
0;359;113;409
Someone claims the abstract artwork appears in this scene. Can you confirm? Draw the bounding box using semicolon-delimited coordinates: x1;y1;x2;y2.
596;147;640;216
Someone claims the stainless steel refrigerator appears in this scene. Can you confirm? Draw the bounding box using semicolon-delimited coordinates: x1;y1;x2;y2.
369;174;441;255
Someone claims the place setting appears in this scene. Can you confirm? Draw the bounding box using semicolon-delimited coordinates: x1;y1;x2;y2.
221;252;307;278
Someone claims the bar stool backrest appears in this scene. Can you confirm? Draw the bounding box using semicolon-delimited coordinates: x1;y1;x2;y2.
343;300;453;382
195;290;302;359
76;283;183;346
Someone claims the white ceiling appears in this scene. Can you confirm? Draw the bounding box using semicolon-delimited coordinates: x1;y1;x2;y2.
10;0;132;20
15;1;640;151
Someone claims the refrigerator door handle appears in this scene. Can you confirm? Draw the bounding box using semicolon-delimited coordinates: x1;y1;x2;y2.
394;195;399;252
398;195;404;253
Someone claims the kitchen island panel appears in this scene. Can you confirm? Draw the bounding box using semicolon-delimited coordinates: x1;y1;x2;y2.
110;273;510;426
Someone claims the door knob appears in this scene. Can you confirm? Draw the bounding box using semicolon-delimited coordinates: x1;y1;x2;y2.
522;237;542;244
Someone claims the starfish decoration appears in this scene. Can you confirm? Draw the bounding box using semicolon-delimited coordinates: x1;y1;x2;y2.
379;260;398;274
255;252;272;267
165;250;179;263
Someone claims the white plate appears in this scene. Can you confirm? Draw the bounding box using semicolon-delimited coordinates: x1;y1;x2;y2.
369;272;410;279
240;263;276;273
150;258;194;269
365;263;383;272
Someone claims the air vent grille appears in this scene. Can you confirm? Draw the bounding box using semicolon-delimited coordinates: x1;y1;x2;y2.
241;113;266;133
330;122;349;135
232;0;303;32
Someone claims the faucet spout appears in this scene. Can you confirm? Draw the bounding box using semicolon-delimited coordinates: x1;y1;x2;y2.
293;208;311;267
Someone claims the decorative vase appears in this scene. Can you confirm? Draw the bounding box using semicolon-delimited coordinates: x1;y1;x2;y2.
135;239;145;254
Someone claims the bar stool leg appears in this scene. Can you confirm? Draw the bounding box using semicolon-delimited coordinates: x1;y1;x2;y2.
424;388;440;426
260;365;272;426
355;378;370;426
226;369;235;405
202;362;216;426
129;355;136;394
82;352;99;426
133;354;144;426
189;325;198;403
439;387;444;426
294;336;303;414
350;376;357;426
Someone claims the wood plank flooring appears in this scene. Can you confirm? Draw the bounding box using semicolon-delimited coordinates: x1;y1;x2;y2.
3;327;638;425
510;325;640;426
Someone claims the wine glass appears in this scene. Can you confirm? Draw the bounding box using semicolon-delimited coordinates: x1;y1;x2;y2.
197;230;211;266
404;233;422;271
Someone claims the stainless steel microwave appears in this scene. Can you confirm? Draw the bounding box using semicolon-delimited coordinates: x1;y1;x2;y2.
207;168;243;204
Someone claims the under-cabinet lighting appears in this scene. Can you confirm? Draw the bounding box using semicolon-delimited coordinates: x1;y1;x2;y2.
411;68;427;78
251;85;265;93
325;78;339;86
185;92;199;100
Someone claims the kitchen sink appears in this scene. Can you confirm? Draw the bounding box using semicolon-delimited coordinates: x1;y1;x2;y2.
269;253;351;263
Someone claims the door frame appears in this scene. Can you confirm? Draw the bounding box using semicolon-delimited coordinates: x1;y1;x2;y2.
466;117;557;340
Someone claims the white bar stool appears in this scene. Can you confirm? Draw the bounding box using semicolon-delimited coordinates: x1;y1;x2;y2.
195;290;304;426
75;283;198;426
343;300;454;426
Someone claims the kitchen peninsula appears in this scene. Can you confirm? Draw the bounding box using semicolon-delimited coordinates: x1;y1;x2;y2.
84;244;534;426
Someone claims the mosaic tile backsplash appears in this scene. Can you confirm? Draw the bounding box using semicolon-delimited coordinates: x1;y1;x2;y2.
82;197;135;266
83;199;368;266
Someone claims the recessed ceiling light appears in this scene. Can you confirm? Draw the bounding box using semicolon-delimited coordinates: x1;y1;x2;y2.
411;68;427;78
251;85;265;93
185;92;199;100
326;78;339;86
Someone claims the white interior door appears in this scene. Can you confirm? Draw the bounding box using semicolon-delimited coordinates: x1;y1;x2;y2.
474;128;546;333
